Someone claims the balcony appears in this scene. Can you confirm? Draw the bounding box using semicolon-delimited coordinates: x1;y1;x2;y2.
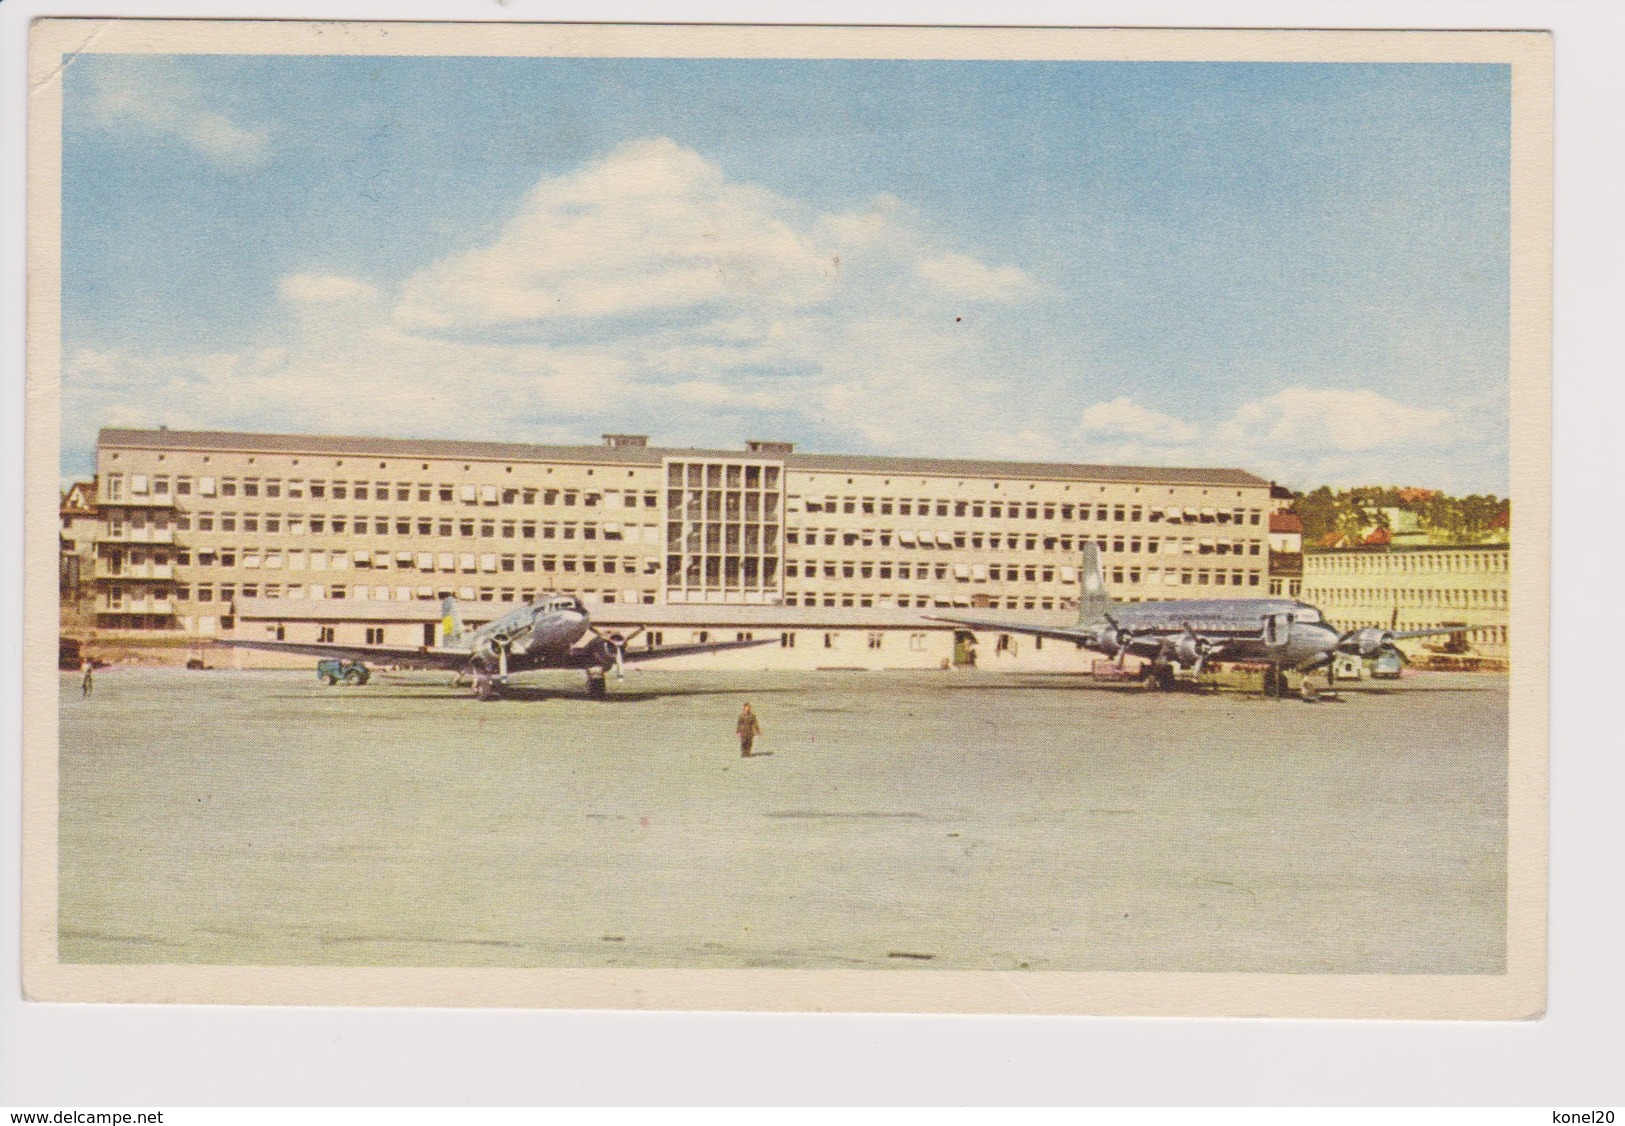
104;598;176;616
101;562;176;581
95;527;176;545
100;494;178;509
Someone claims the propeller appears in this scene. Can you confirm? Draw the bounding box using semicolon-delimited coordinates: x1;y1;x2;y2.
1101;612;1134;663
1331;621;1410;670
1180;622;1217;677
588;625;644;680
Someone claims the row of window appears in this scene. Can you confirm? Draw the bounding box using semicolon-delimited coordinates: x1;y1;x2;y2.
793;497;1263;525
105;473;661;508
1306;586;1509;608
167;512;662;543
1308;551;1509;574
175;548;661;577
784;567;1263;601
109;584;659;606
787;530;1264;555
667;462;782;489
782;593;1071;611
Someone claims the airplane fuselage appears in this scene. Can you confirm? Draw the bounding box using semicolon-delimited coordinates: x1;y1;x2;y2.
456;596;594;674
1101;597;1344;671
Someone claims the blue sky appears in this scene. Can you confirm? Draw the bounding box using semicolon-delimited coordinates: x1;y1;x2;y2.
61;55;1511;492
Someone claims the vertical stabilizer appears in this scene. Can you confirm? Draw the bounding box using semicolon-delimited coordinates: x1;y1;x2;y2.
439;597;468;647
1076;541;1114;627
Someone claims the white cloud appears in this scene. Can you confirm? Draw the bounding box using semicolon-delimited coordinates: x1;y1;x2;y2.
1078;397;1197;443
1230;387;1449;453
85;62;268;165
279;274;380;305
393;137;1034;339
62;136;1501;494
395;138;842;333
1072;387;1495;492
914;252;1035;301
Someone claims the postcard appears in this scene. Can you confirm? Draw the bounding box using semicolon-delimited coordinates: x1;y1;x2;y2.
23;19;1550;1016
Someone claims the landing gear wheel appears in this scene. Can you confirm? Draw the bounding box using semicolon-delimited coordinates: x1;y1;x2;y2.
477;677;501;702
1143;665;1175;691
586;671;608;699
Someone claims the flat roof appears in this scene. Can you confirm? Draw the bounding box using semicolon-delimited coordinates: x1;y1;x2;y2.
1304;542;1509;555
99;427;1271;489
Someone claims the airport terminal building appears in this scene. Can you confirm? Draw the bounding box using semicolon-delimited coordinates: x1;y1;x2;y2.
82;427;1275;668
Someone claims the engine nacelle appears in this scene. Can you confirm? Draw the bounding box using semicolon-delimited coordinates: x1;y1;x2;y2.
1170;634;1205;666
1098;625;1134;653
586;635;619;669
1350;628;1397;658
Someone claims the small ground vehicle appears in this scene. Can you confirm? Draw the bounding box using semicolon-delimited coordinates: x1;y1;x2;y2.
317;658;371;686
1370;650;1404;679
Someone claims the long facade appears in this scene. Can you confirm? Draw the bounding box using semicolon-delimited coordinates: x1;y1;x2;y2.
88;428;1274;641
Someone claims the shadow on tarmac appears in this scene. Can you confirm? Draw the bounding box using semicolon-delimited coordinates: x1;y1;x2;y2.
934;678;1501;697
282;684;806;703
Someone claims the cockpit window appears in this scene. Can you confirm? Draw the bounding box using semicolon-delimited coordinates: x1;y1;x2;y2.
1293;604;1322;623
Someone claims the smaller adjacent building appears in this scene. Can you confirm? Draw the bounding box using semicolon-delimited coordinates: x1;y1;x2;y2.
1300;544;1509;661
59;479;99;602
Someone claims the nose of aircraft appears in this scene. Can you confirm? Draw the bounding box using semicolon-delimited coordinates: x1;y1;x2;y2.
516;606;590;654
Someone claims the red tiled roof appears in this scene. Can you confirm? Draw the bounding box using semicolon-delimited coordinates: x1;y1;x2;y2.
1268;512;1303;533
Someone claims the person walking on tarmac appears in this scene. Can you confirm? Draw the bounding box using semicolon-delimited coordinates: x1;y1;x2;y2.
80;659;94;698
736;702;762;757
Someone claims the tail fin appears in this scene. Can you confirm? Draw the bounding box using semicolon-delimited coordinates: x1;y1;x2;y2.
439;597;467;647
1076;541;1114;627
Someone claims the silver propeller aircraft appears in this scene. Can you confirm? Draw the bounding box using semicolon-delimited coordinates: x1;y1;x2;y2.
214;594;772;699
927;543;1468;695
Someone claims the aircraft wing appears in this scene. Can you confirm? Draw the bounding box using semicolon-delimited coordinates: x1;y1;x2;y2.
605;637;779;665
922;615;1109;650
1388;625;1476;641
210;638;471;669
